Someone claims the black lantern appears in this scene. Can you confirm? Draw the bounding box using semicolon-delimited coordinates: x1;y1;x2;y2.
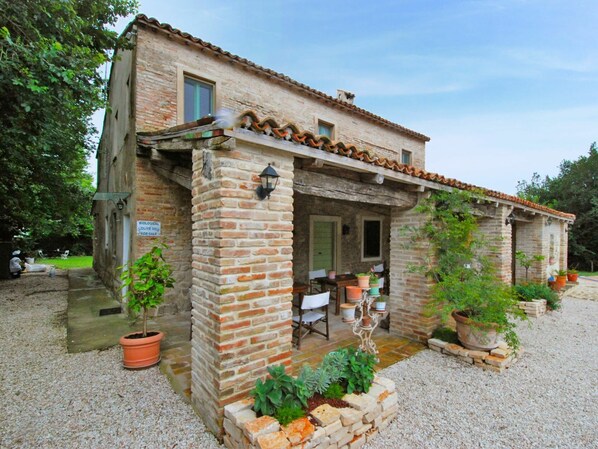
256;164;279;200
116;198;126;211
505;213;515;226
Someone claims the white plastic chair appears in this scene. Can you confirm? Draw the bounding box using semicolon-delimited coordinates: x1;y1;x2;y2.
373;263;384;273
61;250;70;260
308;268;327;294
292;291;330;350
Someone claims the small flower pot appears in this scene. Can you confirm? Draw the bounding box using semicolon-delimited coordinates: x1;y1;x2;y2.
328;270;336;280
361;315;372;327
374;301;386;312
369;283;380;296
567;273;578;282
356;275;370;288
340;303;357;323
346;286;363;302
555;275;567;290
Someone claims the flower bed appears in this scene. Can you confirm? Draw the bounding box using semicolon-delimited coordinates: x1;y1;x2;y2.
517;299;547;318
428;338;524;373
223;375;398;449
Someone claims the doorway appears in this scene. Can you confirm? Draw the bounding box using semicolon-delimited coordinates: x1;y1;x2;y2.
309;215;341;273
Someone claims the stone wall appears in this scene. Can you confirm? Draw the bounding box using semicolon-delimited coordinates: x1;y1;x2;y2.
190;141;295;436
292;193;390;283
134;26;427;167
388;202;438;343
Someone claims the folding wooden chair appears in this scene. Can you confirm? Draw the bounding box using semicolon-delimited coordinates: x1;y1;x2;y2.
292;291;330;350
308;269;327;294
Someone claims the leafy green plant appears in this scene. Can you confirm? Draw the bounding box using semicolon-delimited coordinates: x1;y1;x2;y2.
407;189;527;350
369;272;379;284
431;326;459;344
323;382;346;400
274;404;305;426
375;295;388;303
292;379;311;409
344;348;377;394
515;251;545;281
321;349;349;384
355;272;370;277
250;365;296;417
119;243;175;337
297;365;331;397
567;268;578;274
557;269;567;276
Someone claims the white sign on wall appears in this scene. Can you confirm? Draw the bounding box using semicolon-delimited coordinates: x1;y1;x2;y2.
137;220;161;237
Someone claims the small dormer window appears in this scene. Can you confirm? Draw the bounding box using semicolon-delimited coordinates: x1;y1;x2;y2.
401;150;412;165
184;77;214;122
318;121;334;139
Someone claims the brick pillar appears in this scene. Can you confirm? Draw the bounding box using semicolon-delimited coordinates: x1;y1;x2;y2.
190;142;294;436
514;216;545;283
388;202;438;343
559;221;568;271
477;205;513;284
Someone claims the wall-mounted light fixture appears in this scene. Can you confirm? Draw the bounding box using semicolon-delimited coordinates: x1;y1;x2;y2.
92;192;130;212
116;198;127;211
545;216;553;227
256;164;279;200
505;213;515;226
342;224;350;235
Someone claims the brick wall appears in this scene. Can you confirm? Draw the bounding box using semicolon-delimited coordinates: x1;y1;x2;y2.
190;142;294;436
388;203;439;343
514;218;544;283
293;192;390;282
134;26;427;167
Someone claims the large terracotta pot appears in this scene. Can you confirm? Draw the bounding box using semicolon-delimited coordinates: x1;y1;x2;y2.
346;286;363;302
452;311;499;351
567;273;578;282
555;275;567;290
120;331;164;369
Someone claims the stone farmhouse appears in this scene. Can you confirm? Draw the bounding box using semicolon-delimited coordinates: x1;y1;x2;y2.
93;14;575;435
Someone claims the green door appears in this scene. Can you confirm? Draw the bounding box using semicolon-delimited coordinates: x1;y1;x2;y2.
312;221;335;272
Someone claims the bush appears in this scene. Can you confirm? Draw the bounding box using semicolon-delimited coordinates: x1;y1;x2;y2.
274;404;305;426
513;282;560;310
345;348;377;394
323;382;346;400
431;326;459;344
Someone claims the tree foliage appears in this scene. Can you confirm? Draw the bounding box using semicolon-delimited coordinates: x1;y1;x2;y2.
0;0;137;243
517;143;598;270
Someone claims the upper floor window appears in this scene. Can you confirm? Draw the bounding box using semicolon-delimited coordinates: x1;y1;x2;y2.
318;120;334;139
401;149;412;165
184;77;214;122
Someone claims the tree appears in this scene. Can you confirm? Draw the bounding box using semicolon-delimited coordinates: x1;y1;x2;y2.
0;0;137;244
517;143;598;270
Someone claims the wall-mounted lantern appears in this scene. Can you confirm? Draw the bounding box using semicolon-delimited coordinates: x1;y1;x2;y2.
505;213;515;226
545;216;553;227
116;198;127;211
256;164;279;200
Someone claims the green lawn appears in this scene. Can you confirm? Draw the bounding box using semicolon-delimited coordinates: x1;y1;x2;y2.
37;256;93;270
579;271;598;277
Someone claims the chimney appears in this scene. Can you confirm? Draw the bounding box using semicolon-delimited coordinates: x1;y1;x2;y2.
337;89;355;105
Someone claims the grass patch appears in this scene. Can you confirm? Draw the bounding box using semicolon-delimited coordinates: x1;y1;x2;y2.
579;271;598;277
37;256;93;270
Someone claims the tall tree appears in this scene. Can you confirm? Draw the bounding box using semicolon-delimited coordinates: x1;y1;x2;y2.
517;143;598;270
0;0;137;243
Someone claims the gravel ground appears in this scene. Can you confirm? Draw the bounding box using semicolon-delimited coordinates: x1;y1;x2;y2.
365;280;598;449
1;274;596;449
0;274;223;449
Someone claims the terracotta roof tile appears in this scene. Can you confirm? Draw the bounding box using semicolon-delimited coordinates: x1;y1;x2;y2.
131;14;430;143
235;111;575;220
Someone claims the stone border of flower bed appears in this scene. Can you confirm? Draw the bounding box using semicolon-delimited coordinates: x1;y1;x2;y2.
428;339;524;373
223;376;398;449
518;299;547;318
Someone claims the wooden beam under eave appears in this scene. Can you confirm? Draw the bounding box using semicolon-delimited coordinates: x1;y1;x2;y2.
294;169;416;209
150;160;192;190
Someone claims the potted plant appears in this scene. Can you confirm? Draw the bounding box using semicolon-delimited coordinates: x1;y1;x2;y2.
355;272;370;288
340;303;357;322
346;286;363;302
119;243;175;369
408;189;526;351
374;295;387;312
555;269;567;290
567;268;578;282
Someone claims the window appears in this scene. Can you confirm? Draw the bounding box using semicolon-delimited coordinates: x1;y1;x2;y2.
362;217;382;261
318;120;334;139
184;77;214;122
401;150;412;165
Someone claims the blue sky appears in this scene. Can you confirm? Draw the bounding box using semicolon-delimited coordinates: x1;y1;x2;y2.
94;0;598;195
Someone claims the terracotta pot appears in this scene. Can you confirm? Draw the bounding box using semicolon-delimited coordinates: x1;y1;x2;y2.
361;314;372;327
356;275;370;289
555;275;567;289
120;331;164;369
567;273;578;282
346;286;363;302
451;311;499;351
328;270;336;280
548;280;558;291
340;303;357;323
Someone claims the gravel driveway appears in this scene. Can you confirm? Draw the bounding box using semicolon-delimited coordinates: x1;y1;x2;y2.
1;274;596;448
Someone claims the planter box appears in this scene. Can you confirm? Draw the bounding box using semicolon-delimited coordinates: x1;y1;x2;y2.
518;299;547;318
223;375;398;449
